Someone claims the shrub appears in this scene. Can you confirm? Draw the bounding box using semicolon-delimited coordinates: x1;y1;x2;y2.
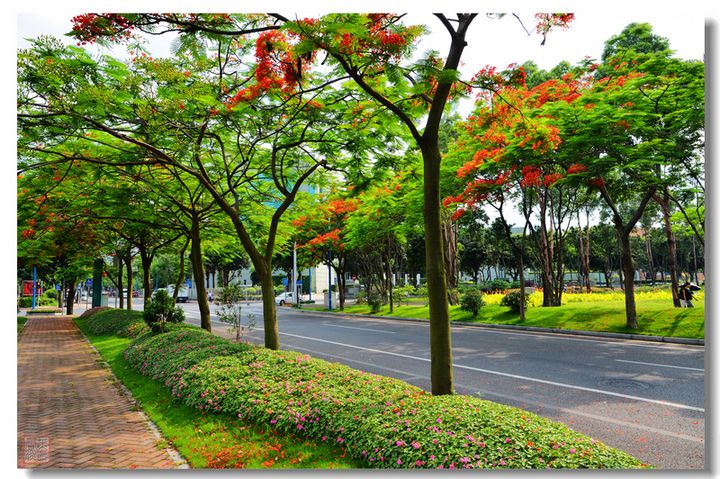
500;290;530;314
123;330;646;470
460;289;485;318
393;285;416;305
18;296;56;308
367;294;383;314
354;290;367;305
43;289;58;300
78;306;111;319
83;309;149;338
143;289;185;333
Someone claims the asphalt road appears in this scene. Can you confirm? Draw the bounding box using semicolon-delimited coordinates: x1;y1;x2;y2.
122;300;705;469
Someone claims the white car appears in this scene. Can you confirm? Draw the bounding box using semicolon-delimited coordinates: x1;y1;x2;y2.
275;291;295;305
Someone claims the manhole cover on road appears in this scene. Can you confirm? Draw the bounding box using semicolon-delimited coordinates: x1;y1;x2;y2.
598;378;652;390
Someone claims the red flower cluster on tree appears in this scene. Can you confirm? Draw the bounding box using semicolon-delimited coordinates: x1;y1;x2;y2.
543;173;564;187
226;30;317;109
588;177;606;189
520;166;543;188
71;14;134;45
567;163;587;174
534;13;575;41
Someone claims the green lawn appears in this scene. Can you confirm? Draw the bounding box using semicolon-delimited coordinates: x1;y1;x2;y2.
311;297;704;339
17;316;27;335
75;320;359;469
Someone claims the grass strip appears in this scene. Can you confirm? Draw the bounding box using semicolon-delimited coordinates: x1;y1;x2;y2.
75;318;359;469
317;297;704;339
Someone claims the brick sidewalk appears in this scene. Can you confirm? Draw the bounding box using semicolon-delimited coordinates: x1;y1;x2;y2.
17;316;181;469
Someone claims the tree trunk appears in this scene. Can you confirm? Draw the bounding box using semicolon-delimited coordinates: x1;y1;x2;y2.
618;230;638;329
140;250;153;309
644;233;655;286
420;140;453;396
190;217;211;331
125;253;133;310
518;253;526;321
258;263;280;350
65;278;76;315
333;260;346;310
173;245;187;304
583;210;592;292
117;256;124;310
443;215;459;305
58;278;65;310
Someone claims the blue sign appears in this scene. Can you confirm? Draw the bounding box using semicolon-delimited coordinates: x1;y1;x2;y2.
86;279;92;287
297;280;303;287
186;279;192;288
55;284;61;291
282;277;288;287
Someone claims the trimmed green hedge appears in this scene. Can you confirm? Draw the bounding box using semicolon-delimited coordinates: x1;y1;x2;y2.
123;329;645;470
78;306;111;319
83;309;150;338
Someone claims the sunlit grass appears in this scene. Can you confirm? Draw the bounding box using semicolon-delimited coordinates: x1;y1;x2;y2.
329;292;704;339
75;319;360;469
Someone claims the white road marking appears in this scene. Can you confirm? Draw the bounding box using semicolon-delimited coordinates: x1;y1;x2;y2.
615;359;704;372
323;323;396;334
275;330;704;413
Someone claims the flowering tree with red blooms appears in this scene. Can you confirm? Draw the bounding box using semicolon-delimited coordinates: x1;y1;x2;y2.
17;161;109;314
292;196;358;310
57;11;573;395
344;174;410;314
445;27;704;329
446;67;591;309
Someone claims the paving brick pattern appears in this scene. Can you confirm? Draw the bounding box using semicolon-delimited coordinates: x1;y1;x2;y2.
17;316;180;469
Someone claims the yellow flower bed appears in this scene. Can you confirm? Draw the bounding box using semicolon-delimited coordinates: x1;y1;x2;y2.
483;288;704;307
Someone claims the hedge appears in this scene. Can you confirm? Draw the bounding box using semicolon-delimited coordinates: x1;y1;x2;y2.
82;309;150;338
123;329;645;470
78;306;111;319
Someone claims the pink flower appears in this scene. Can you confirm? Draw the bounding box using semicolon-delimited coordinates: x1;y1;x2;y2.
415;460;423;466
569;448;576;454
500;459;506;466
429;455;435;461
396;440;405;447
505;437;511;443
411;441;421;449
436;418;442;423
397;459;402;465
297;424;303;430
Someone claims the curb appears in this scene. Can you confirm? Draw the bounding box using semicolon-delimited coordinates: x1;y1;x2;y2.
288;307;704;346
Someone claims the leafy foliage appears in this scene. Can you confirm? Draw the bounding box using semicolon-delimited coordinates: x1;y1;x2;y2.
500;290;531;314
143;289;186;333
459;289;485;318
